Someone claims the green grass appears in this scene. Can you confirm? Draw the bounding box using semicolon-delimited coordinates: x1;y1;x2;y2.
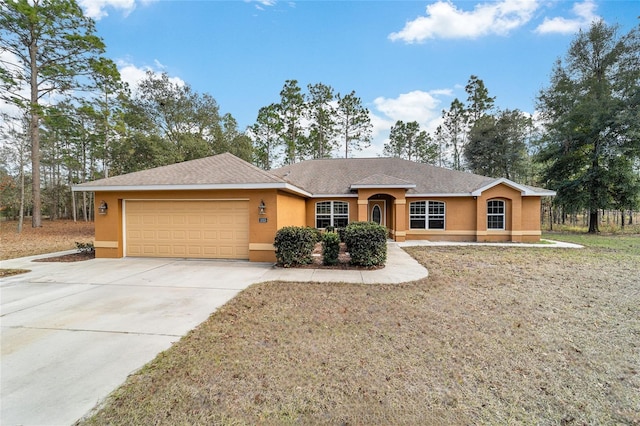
544;231;640;251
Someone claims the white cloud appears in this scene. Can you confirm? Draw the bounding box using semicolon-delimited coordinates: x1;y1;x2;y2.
389;0;540;42
78;0;157;20
373;90;445;128
358;89;453;157
535;0;600;35
117;60;185;92
246;0;276;11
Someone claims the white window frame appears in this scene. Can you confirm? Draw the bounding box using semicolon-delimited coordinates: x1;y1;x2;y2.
487;199;505;230
409;201;445;230
315;201;349;229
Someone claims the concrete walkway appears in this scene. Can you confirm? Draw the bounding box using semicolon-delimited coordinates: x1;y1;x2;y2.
261;242;429;284
398;239;584;249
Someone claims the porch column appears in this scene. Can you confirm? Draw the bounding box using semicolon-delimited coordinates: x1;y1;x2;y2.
511;197;522;242
394;198;406;242
357;198;368;222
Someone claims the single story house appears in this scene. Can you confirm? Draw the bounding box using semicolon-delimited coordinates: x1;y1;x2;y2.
74;152;555;262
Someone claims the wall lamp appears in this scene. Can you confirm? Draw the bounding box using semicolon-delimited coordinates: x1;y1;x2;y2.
98;200;108;215
258;200;266;215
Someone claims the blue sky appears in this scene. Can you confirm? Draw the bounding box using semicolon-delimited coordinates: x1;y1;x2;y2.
85;0;638;156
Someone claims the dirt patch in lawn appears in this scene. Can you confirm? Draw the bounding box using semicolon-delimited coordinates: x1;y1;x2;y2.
81;235;640;425
0;268;31;278
1;219;94;260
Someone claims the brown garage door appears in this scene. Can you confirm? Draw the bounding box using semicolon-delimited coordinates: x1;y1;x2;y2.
125;200;249;259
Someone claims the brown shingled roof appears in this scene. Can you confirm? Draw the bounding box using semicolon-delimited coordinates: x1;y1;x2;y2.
76;153;286;188
351;174;416;188
75;153;554;197
271;157;496;195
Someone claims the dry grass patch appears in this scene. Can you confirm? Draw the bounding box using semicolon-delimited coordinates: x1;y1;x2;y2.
81;236;639;425
0;219;94;260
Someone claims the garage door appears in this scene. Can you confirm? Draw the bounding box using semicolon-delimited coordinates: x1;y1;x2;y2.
125;200;249;259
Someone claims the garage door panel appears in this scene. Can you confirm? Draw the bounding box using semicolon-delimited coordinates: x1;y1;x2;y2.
203;230;217;240
187;215;202;225
126;200;249;260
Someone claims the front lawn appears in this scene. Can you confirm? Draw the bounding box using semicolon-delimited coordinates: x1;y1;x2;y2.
80;235;639;425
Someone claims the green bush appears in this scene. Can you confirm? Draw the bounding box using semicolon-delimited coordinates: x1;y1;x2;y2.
308;226;322;243
344;221;387;267
273;226;317;267
336;227;346;242
322;231;340;266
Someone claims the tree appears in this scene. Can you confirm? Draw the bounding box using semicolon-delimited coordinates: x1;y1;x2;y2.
0;113;31;231
433;125;448;168
250;104;282;169
109;92;179;175
536;20;640;233
383;120;436;163
277;80;305;164
135;71;225;161
88;57;125;178
465;75;495;123
1;0;106;227
305;83;337;159
335;90;372;158
221;113;253;162
465;109;532;181
440;99;468;171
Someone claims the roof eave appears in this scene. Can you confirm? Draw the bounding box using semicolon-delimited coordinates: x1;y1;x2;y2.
72;182;312;197
471;178;556;197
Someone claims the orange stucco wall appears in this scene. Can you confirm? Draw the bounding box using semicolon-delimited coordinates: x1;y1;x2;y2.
92;183;544;261
93;188;286;262
404;185;543;242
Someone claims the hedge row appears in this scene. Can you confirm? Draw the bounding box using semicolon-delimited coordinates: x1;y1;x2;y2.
273;222;386;268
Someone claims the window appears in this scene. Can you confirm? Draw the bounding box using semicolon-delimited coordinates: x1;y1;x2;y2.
316;201;349;228
409;201;445;229
487;200;505;230
371;205;382;225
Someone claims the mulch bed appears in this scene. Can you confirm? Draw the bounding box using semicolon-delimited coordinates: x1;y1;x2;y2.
32;252;96;263
279;242;384;270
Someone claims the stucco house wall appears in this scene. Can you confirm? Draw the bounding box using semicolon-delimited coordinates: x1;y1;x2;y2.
76;153;555;262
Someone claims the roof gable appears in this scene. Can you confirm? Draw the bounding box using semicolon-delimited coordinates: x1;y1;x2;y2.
471;178;556;197
75;153;290;191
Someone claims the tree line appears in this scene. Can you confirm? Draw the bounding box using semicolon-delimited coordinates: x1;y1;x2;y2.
1;0;638;234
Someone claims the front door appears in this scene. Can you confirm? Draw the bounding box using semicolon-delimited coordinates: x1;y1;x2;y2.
368;200;386;226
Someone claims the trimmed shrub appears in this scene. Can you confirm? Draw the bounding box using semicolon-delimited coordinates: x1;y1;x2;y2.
273;226;316;267
336;227;346;242
344;221;387;267
308;226;322;243
322;231;340;266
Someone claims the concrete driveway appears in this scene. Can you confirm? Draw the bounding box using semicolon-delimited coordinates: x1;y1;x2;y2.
1;254;272;426
1;244;428;426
